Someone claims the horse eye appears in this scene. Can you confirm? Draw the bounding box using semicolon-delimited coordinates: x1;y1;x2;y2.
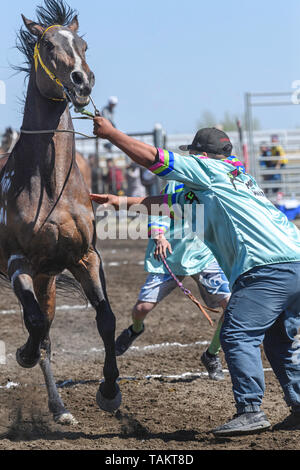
43;40;54;51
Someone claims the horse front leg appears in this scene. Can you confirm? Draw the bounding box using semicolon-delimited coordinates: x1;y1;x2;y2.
8;255;46;368
33;274;78;425
69;249;121;413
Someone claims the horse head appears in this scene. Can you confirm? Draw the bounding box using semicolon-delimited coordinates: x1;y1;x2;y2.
21;14;95;108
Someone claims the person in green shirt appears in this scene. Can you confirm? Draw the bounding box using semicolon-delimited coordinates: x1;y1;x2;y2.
115;179;231;381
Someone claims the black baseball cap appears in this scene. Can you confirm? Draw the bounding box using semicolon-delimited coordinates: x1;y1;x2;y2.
179;128;233;157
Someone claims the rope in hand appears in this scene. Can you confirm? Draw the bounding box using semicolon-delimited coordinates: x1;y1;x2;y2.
20;128;97;139
161;257;216;326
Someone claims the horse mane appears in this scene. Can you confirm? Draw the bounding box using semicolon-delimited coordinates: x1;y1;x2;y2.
14;0;78;76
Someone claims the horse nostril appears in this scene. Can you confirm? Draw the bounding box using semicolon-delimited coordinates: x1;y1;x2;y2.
82;85;92;96
71;71;84;86
71;71;92;96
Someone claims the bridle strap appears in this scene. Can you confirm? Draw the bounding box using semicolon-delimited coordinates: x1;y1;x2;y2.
34;24;66;102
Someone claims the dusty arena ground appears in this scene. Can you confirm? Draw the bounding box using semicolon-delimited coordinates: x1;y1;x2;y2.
0;223;300;452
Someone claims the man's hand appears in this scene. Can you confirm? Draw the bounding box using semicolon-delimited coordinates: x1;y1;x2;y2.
154;234;173;260
93;117;115;139
90;193;121;210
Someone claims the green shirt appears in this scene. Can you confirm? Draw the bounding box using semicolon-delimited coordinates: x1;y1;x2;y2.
145;180;215;275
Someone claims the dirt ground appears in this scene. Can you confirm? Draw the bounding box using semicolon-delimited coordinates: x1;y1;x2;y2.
0;236;300;452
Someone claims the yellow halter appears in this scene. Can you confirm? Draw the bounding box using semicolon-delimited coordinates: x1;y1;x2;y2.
33;25;66;102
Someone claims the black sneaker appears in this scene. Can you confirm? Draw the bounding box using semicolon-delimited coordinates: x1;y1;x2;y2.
201;350;224;381
115;325;145;356
212;411;271;437
273;411;300;430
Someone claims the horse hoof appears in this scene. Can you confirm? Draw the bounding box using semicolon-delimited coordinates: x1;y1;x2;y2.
54;412;78;426
96;384;122;413
16;347;40;369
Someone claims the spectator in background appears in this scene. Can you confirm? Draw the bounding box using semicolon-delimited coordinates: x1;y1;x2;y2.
269;135;288;193
259;142;271;168
271;134;288;169
102;96;119;128
1;127;19;153
126;162;146;197
105;158;124;195
141;168;160;196
259;143;272;193
88;154;102;194
102;97;119;152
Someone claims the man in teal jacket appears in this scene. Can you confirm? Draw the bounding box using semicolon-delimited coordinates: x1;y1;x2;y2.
91;118;300;436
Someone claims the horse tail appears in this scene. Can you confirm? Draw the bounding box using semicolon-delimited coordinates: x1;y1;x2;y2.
0;271;87;303
56;272;87;303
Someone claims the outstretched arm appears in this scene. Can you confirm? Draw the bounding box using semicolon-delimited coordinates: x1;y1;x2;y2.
90;193;178;221
93;117;157;168
90;193;163;210
93;118;212;191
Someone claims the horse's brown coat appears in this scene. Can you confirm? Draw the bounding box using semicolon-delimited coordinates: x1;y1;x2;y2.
0;4;120;423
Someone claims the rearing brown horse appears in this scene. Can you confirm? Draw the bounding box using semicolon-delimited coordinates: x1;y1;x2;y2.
0;0;121;424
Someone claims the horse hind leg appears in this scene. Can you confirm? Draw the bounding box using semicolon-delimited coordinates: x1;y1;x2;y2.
33;274;78;425
69;249;121;413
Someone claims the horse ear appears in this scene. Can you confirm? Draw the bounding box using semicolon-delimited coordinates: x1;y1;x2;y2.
68;15;79;32
21;15;45;37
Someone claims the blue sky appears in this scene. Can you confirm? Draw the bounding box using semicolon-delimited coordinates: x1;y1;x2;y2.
1;0;300;136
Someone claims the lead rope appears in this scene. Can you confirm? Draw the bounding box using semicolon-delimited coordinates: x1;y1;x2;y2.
161;257;216;326
19;95;101;139
0;98;101;155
